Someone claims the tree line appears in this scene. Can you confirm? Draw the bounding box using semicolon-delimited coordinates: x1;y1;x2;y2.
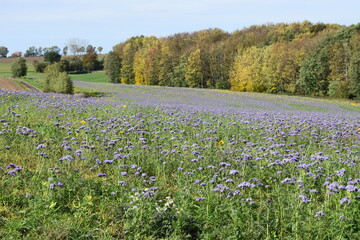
105;21;360;99
0;38;103;58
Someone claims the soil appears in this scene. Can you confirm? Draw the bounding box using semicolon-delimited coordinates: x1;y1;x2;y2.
0;77;24;91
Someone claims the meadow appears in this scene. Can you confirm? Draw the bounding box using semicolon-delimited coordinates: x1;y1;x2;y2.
1;77;360;239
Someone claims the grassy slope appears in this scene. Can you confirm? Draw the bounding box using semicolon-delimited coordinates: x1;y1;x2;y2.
0;61;107;94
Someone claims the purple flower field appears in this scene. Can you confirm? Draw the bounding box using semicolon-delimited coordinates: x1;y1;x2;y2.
0;85;359;239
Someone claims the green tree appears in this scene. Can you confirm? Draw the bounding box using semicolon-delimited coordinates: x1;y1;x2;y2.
104;51;121;83
185;49;203;88
63;46;68;56
348;33;360;99
11;57;27;77
33;60;48;73
170;54;188;87
24;46;37;57
64;56;84;72
44;63;73;94
44;51;61;64
0;46;9;57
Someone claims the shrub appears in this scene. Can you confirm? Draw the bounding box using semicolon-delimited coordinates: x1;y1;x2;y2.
44;63;73;94
65;56;84;72
33;60;48;73
11;57;27;77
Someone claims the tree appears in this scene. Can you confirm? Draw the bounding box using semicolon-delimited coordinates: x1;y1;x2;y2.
11;52;22;58
170;54;188;87
24;46;37;57
104;51;121;83
229;46;266;92
82;45;101;71
44;51;61;64
97;46;103;53
185;49;203;88
63;46;68;56
67;38;88;55
44;63;73;94
0;46;9;57
65;56;84;72
86;45;95;53
11;58;27;77
348;33;360;99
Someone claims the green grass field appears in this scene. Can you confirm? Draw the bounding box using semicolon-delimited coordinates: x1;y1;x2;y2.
0;62;12;76
69;71;107;83
0;60;107;95
0;60;107;83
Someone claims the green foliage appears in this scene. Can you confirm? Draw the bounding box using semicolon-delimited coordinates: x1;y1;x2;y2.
32;60;48;73
11;57;27;77
44;51;61;64
64;56;84;72
44;63;73;94
297;23;360;97
104;51;121;83
0;46;9;57
185;49;204;88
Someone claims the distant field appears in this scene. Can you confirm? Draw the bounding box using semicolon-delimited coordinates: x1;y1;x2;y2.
0;60;108;89
69;71;107;83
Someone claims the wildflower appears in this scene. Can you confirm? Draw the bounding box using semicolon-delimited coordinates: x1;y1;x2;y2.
340;197;351;205
196;197;206;201
118;181;126;186
229;169;239;175
358;128;360;133
217;140;225;145
97;172;106;177
314;211;325;217
123;105;127;108
81;120;86;124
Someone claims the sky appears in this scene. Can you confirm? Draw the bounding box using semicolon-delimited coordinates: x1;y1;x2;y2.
1;0;359;55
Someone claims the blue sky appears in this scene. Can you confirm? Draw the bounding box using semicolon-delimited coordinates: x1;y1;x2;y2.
1;0;359;54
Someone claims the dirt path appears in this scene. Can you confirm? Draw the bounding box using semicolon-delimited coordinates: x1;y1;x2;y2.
20;80;42;92
0;77;24;91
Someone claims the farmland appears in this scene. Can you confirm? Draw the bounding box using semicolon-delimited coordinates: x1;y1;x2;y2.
1;78;360;239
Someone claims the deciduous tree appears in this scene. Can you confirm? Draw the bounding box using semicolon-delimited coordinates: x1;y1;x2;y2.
0;46;8;57
11;57;27;77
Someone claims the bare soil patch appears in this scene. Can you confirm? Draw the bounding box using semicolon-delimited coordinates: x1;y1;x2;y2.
0;56;45;63
0;77;24;91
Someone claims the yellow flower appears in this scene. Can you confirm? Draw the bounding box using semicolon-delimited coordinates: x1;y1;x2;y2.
123;105;127;108
120;130;125;134
217;140;225;145
81;120;86;124
358;128;360;133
